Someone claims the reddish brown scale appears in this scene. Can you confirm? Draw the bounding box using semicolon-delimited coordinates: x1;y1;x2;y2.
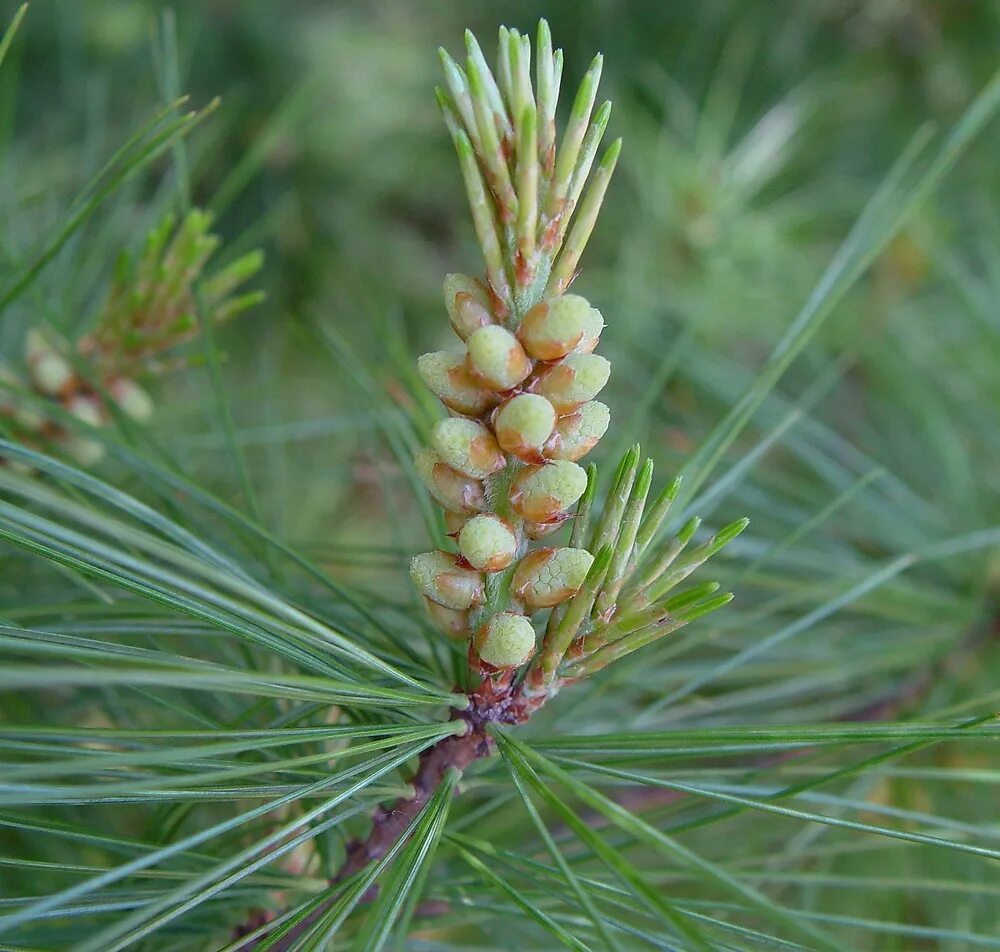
486;284;509;322
466;638;512;682
541;214;562;251
515;249;532;287
542;137;556;177
488;162;516;224
499;129;514;162
514;447;549;466
523;513;570;539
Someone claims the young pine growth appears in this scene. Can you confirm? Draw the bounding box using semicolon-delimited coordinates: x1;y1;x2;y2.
237;27;746;944
0;209;262;468
241;31;745;952
409;21;746;715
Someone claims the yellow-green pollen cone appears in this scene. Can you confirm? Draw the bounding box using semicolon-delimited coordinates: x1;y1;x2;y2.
518;294;604;361
431;417;506;479
475;612;536;668
458;514;518;572
544;400;610;461
423;596;471;640
25;329;73;397
410;550;484;610
108;378;155;422
509;459;588;523
417;348;499;416
494;393;557;460
415;447;485;514
532;352;611;414
466;324;532;391
62;394;106;466
443;273;495;341
512;546;595;609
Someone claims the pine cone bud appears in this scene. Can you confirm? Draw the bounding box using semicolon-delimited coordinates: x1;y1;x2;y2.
474;612;536;668
532;353;611;414
443;273;495;341
25;329;73;397
418;349;498;416
517;294;604;360
466;325;532;391
62;394;106;466
543;401;610;461
108;378;154;422
415;447;485;514
431;417;506;479
512;546;595;609
410;550;484;610
457;514;518;572
423;596;471;639
494;393;556;461
509;459;587;522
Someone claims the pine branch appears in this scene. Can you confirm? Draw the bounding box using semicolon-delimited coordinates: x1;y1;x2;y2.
1;209;262;469
235;608;997;945
234;22;744;945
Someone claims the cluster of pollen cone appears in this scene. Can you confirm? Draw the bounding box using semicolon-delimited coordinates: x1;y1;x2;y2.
1;330;153;469
412;280;610;670
2;209;262;473
408;20;622;674
410;22;742;683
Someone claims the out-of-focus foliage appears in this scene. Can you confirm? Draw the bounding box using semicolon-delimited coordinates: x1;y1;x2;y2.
1;1;999;949
7;0;998;544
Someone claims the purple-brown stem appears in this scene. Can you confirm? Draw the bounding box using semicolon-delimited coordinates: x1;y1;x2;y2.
235;674;547;950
